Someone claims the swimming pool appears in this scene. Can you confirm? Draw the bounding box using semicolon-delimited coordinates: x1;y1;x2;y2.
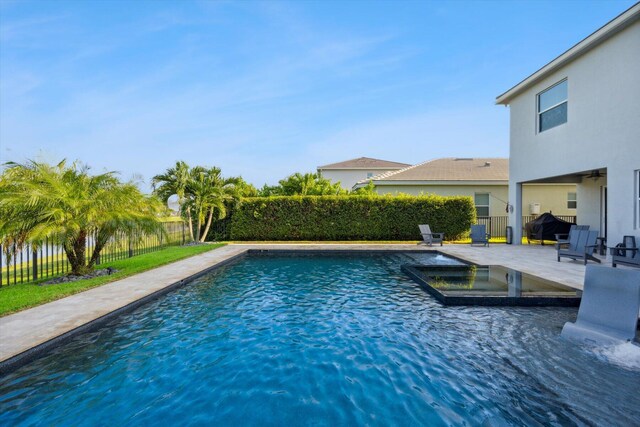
1;252;639;425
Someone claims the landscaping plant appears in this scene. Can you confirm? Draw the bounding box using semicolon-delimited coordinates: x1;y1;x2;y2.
229;194;475;241
258;172;347;196
0;160;165;275
152;162;254;242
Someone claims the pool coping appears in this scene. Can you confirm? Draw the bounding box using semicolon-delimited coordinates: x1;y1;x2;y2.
0;244;441;375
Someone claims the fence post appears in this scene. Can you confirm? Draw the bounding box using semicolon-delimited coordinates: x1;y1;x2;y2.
128;236;133;258
182;222;186;245
32;248;38;280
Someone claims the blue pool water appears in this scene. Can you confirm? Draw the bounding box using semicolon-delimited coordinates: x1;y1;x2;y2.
1;252;639;426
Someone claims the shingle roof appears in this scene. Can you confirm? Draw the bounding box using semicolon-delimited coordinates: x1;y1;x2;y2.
363;158;509;183
317;157;411;170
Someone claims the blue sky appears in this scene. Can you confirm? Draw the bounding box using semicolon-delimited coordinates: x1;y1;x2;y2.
0;0;635;189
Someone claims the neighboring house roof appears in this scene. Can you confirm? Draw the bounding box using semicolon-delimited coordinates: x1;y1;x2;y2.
354;158;508;188
317;157;411;170
496;3;640;105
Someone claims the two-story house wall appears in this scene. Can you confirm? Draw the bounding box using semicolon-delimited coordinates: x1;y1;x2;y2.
497;4;640;247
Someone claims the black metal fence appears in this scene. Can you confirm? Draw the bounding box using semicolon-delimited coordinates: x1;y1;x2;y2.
476;215;577;238
0;220;187;286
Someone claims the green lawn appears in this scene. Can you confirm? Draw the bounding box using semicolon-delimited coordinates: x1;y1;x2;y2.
0;243;225;316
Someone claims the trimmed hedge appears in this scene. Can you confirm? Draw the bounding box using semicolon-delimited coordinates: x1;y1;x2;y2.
228;195;475;241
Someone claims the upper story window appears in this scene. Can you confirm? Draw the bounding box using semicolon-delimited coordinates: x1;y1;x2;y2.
366;172;374;178
538;79;567;132
474;193;490;217
567;192;577;209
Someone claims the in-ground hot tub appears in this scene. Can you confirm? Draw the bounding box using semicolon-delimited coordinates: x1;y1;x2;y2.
402;264;582;307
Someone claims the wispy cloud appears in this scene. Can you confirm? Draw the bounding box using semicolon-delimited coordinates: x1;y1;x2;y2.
0;0;498;187
4;0;619;188
0;13;70;47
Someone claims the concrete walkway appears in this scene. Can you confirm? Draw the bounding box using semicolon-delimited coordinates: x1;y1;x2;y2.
0;243;599;367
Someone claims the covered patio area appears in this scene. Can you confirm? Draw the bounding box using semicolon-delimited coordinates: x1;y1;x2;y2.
510;167;608;249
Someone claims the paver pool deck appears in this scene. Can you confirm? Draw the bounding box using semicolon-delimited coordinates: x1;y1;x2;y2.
0;243;605;367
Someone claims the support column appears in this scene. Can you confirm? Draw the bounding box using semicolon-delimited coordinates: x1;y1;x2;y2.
509;182;523;245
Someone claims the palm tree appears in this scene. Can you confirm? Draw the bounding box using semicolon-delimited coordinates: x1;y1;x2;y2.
152;161;195;241
153;163;245;242
199;170;242;241
185;167;242;242
0;160;165;275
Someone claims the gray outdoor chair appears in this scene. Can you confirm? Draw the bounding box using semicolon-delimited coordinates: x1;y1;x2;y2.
554;225;589;249
418;224;444;246
561;265;640;345
557;229;601;265
470;224;490;247
610;235;640;269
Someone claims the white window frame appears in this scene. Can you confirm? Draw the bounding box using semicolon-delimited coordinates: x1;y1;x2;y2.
567;192;577;210
474;193;490;218
537;79;568;133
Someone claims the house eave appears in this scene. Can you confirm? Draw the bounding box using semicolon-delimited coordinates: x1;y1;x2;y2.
496;3;640;105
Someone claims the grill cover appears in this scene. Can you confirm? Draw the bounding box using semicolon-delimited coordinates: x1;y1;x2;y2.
525;213;574;242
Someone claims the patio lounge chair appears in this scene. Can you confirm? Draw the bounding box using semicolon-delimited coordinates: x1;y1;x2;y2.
561;265;640;345
610;236;640;269
554;225;589;249
557;229;601;265
470;224;490;247
418;224;444;246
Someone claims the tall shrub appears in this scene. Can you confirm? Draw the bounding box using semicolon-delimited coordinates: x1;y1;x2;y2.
229;195;475;241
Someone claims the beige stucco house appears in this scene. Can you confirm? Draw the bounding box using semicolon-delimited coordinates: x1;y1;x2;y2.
353;157;577;219
497;4;640;247
317;157;411;190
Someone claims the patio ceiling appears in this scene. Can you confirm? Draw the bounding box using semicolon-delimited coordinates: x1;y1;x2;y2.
522;167;607;184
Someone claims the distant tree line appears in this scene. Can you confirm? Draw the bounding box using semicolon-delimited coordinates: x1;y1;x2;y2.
257;172;377;197
152;164;379;238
